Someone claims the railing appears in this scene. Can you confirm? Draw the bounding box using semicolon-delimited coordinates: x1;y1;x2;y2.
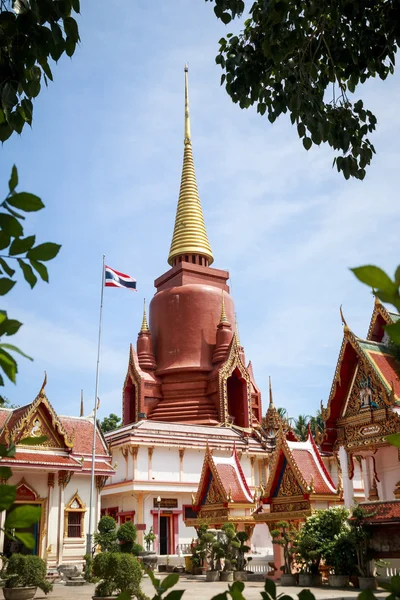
385;567;399;577
176;544;192;555
245;555;274;574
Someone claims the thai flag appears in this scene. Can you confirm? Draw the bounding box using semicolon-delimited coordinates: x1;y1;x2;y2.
105;266;137;290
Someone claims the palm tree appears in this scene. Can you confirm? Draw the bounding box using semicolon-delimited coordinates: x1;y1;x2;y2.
309;409;324;438
292;414;311;441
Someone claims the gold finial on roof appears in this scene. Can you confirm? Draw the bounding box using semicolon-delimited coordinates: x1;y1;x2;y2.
374;295;381;306
227;486;233;503
191;492;196;505
308;475;315;493
340;305;350;333
141;298;150;333
80;389;84;417
235;313;241;345
39;371;47;395
269;376;274;406
167;66;214;267
220;290;229;324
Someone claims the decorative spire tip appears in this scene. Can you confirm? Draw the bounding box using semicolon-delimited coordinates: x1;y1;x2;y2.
141;298;150;333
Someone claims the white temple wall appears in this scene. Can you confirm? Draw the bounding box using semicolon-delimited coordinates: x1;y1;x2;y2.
152;447;180;482
375;445;399;501
182;449;207;481
137;447;148;480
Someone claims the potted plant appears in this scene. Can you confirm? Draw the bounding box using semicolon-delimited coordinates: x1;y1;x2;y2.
1;554;53;600
139;527;158;571
295;531;322;586
219;523;238;582
349;505;376;590
233;531;252;582
92;552;146;599
324;530;357;588
271;521;297;586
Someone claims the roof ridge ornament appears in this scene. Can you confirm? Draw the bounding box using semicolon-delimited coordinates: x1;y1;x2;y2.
269;375;274;406
39;371;47;395
340;305;350;334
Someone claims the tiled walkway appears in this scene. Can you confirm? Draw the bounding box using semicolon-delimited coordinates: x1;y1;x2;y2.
35;576;388;600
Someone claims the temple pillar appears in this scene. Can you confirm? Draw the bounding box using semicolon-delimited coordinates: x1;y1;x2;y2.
173;513;179;555
339;446;354;507
137;492;144;545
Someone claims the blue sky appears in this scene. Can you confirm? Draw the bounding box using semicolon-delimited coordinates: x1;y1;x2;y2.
1;1;399;421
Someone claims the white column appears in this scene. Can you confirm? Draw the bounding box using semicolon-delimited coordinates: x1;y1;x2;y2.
339;446;354;508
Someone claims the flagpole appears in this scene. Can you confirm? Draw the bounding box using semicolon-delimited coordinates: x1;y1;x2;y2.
86;254;106;556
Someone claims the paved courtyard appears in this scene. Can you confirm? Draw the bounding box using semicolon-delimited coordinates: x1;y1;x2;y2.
35;577;388;600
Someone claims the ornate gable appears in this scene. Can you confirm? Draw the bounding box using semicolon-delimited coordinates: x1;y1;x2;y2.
322;320;400;453
4;375;74;449
218;334;252;428
274;462;303;498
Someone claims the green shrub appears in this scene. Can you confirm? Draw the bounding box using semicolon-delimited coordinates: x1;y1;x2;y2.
1;554;52;594
83;553;98;583
117;521;143;555
93;552;145;598
94;515;119;552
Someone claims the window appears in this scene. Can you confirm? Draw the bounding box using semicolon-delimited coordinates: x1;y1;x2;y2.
64;492;86;538
68;512;82;537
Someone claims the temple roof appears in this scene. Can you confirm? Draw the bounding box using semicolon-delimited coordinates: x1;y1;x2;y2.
0;380;113;474
322;313;400;451
367;297;399;342
194;445;254;508
105;418;266;453
168;66;213;266
359;500;400;524
263;428;337;500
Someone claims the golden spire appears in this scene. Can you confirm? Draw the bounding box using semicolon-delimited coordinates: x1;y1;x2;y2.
340;305;350;334
39;371;47;395
80;389;84;417
269;376;274;406
141;298;149;333
219;290;229;324
167;65;214;266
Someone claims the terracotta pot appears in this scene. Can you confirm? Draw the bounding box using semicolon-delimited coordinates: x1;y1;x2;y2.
328;575;349;588
280;574;297;586
220;571;234;582
166;565;174;573
298;574;313;587
158;564;167;572
206;570;220;582
233;571;248;582
359;577;377;590
192;566;204;575
3;588;37;600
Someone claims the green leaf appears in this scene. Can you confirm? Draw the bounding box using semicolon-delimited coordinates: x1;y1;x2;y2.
351;265;396;293
0;343;33;360
0;318;22;336
0;278;16;295
30;260;49;283
385;433;400;448
303;137;312;150
164;592;185;600
19;436;48;445
8;165;18;192
71;0;80;11
8;193;44;212
160;573;180;591
0;484;16;511
395;265;400;285
0;348;17;382
13;531;35;550
358;590;377;600
9;235;36;256
0;258;15;277
27;242;61;262
264;577;276;599
0;232;11;251
0;466;12;480
384;322;400;344
5;505;41;528
64;17;80;42
0;214;23;237
17;259;37;288
298;591;317;600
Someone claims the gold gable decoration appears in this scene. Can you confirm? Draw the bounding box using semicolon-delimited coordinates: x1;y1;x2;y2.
277;465;303;498
9;380;75;449
206;477;224;505
344;364;386;418
218;335;252;427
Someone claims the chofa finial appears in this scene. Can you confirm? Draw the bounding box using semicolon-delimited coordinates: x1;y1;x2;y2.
340;305;350;333
80;389;84;417
39;371;47;395
269;376;274;406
